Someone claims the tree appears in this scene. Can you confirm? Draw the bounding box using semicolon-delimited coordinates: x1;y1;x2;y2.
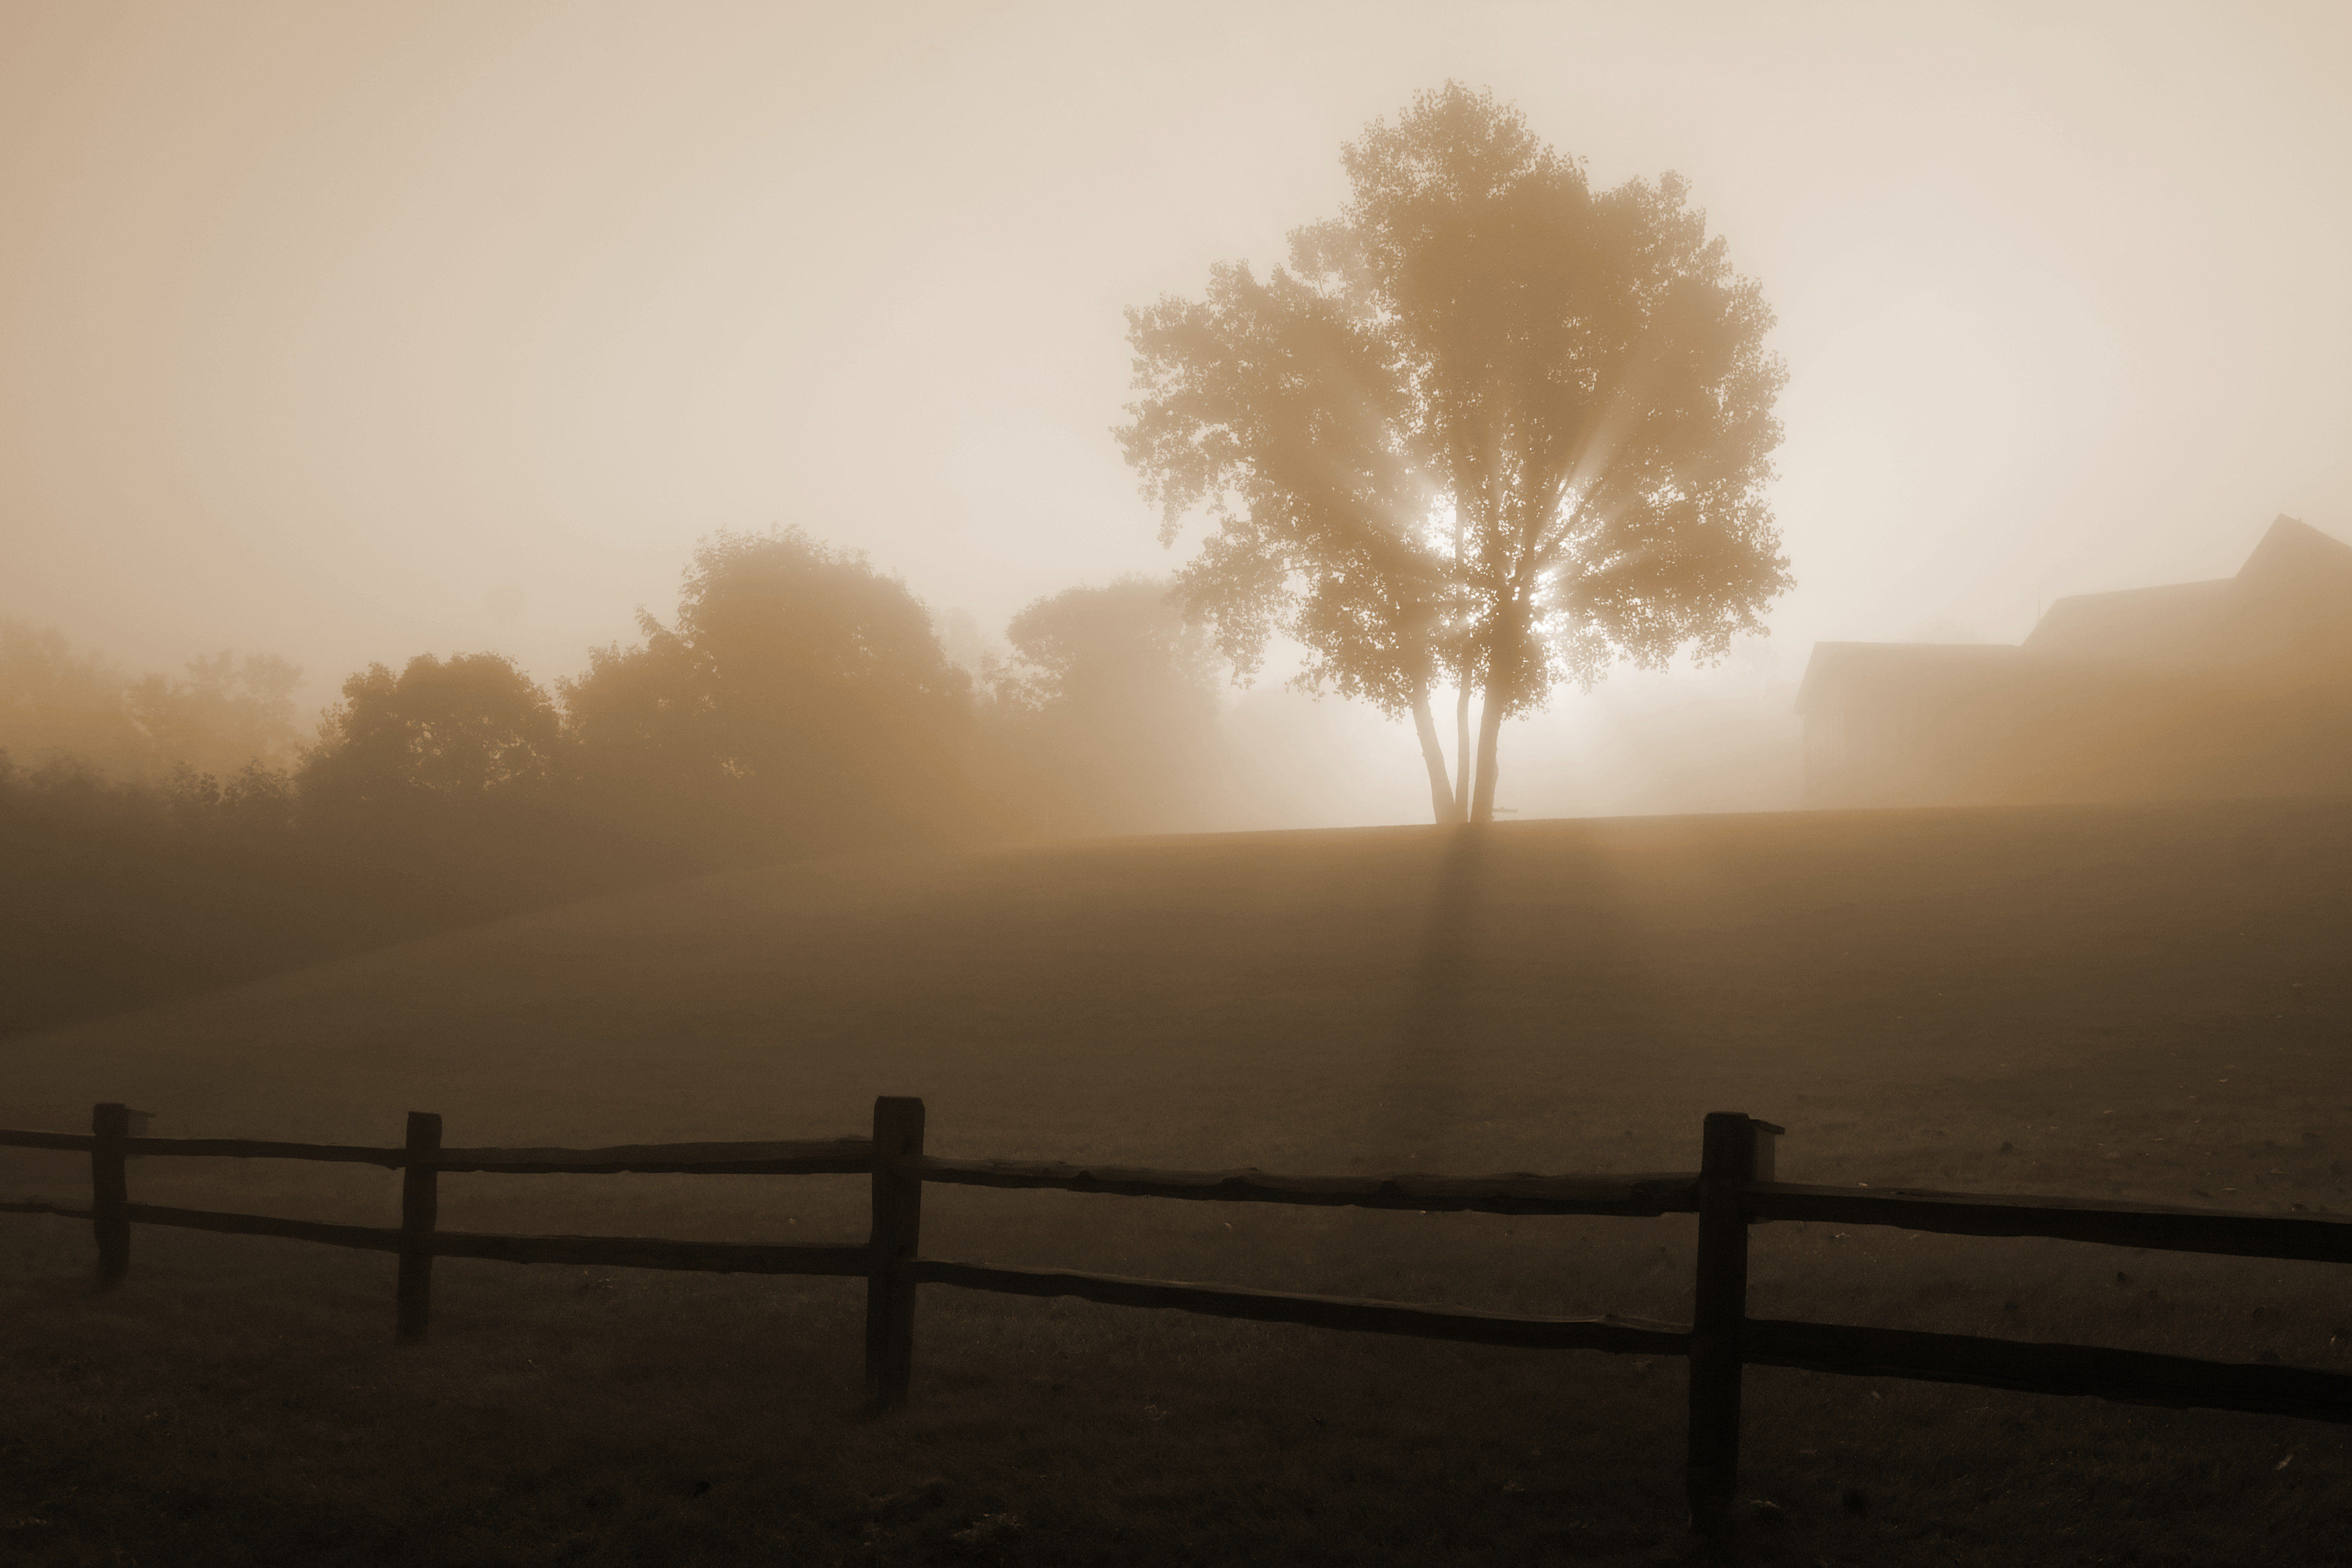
0;619;148;777
128;651;303;778
991;577;1225;835
560;528;974;855
303;652;563;806
1120;83;1791;822
2;621;303;781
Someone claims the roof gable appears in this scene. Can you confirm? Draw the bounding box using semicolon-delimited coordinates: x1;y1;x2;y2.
2239;514;2352;590
1804;516;2352;710
2022;515;2352;665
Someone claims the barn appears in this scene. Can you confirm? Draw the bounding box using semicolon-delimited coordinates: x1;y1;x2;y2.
1796;516;2352;808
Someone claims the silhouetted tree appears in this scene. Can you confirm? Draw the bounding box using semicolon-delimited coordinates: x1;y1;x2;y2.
1121;83;1791;822
561;528;974;857
992;578;1223;835
303;652;563;806
166;759;300;836
1;536;999;1039
296;651;665;926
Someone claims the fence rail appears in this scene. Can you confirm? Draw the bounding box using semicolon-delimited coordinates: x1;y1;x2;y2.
906;1258;1692;1353
914;1154;1699;1216
1749;1180;2352;1264
0;1126;876;1174
4;1098;2346;1533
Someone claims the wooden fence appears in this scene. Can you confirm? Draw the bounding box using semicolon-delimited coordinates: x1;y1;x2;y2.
9;1098;2352;1531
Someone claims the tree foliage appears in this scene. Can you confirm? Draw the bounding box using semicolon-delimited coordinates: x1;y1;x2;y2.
0;619;300;780
1120;82;1791;821
5;528;1006;1038
129;652;303;779
303;652;563;805
561;528;975;854
989;577;1224;835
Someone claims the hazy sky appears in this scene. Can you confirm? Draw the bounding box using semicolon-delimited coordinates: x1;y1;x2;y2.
4;1;2348;812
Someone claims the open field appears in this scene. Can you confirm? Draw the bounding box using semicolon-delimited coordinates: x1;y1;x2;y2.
6;798;2352;1564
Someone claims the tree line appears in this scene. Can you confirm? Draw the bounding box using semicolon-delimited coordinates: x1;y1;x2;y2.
3;82;1793;1030
1;531;1228;1037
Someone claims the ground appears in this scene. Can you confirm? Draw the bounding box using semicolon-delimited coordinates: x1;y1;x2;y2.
4;798;2350;1564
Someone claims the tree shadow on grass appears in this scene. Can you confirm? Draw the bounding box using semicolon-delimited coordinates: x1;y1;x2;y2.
1359;825;1489;1168
1359;821;1676;1173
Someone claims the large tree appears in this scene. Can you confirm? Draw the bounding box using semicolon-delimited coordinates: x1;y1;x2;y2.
1120;83;1791;822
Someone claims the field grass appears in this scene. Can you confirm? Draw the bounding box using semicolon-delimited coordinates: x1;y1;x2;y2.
5;798;2352;1564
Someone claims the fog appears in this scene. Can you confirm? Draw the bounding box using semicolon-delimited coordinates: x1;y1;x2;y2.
5;1;2348;824
11;14;2352;1551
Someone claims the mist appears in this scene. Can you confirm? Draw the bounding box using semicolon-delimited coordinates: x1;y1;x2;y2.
5;2;2347;830
6;6;2352;1563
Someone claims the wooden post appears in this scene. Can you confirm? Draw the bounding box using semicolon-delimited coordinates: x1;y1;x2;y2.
397;1111;442;1343
1686;1111;1760;1532
865;1096;926;1410
90;1102;130;1287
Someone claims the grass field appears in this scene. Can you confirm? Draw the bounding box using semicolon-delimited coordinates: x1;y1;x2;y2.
6;798;2352;1565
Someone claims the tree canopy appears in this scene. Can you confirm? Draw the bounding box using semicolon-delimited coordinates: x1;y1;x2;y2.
0;619;301;781
560;528;974;854
1;530;1023;1039
128;652;302;780
303;652;563;806
1120;83;1791;821
991;577;1224;836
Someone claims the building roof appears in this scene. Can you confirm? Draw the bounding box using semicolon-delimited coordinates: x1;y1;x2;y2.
2240;513;2352;589
1799;515;2352;711
2024;515;2352;665
2019;578;2233;661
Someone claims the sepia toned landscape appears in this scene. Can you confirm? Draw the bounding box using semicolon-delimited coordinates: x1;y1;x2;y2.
6;4;2351;1564
10;802;2352;1562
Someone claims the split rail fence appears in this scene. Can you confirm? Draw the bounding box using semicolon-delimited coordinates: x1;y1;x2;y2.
9;1098;2352;1529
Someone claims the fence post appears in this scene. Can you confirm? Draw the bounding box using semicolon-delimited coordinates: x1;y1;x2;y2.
90;1102;130;1288
865;1096;926;1410
397;1111;442;1343
1686;1111;1759;1532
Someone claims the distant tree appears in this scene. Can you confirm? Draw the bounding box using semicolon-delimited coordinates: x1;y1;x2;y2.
0;619;147;775
303;652;563;806
993;577;1223;835
930;606;997;680
1120;82;1791;822
560;528;974;855
0;621;304;781
129;651;303;777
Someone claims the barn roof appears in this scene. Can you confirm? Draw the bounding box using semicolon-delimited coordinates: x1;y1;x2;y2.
2024;516;2352;664
2021;578;2232;660
1799;516;2352;712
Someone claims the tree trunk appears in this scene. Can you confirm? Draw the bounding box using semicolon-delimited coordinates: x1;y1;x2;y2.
1469;685;1505;824
1409;691;1460;824
1452;684;1472;817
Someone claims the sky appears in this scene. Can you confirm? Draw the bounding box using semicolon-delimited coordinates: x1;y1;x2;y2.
3;1;2348;821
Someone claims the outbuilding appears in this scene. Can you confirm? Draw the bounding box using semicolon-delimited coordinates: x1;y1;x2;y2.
1796;516;2352;808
